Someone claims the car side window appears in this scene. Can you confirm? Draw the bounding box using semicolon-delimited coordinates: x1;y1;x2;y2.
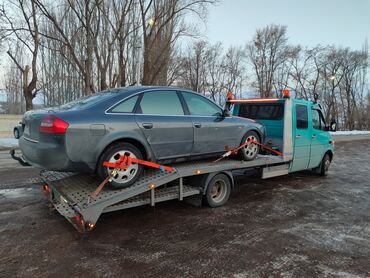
182;92;222;116
296;104;308;129
111;95;138;113
138;91;184;115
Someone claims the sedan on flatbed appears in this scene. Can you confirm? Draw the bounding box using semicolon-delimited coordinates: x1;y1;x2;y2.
19;86;265;188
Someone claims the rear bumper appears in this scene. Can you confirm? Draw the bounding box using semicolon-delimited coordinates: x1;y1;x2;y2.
19;136;74;171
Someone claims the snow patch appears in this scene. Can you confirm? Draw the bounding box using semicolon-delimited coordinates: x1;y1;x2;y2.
331;130;370;135
0;188;33;199
0;138;18;148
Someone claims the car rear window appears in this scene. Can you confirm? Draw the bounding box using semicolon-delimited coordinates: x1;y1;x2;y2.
238;104;284;120
58;91;118;110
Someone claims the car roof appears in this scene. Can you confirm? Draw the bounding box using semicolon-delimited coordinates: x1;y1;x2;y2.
112;86;195;94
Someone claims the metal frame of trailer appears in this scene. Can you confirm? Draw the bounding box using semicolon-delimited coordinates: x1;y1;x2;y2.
41;155;288;232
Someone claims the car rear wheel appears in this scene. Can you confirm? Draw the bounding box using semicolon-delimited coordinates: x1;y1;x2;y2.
238;131;260;161
98;142;144;189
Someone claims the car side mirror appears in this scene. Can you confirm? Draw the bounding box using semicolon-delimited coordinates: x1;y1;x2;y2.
222;109;231;117
330;119;337;132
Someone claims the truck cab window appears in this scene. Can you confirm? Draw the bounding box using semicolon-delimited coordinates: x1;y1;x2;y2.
296;104;308;129
312;109;326;130
239;104;283;120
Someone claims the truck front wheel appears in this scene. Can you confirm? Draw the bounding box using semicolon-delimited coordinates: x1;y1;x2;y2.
203;173;231;207
314;153;331;176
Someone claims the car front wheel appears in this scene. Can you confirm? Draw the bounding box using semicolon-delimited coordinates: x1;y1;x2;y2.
98;142;144;189
239;131;260;161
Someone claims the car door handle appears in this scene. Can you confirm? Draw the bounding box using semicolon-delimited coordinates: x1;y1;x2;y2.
296;134;301;139
194;123;202;128
142;123;153;129
312;134;317;139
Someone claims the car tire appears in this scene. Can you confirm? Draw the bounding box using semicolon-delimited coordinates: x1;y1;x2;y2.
14;128;19;139
314;153;331;176
98;142;144;189
203;173;231;208
238;131;260;161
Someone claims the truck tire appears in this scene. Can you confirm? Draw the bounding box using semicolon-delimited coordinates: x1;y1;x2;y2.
98;142;144;189
203;173;231;208
238;131;260;161
314;153;331;176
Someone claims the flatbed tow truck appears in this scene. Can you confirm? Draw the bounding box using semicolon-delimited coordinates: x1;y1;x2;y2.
13;92;335;233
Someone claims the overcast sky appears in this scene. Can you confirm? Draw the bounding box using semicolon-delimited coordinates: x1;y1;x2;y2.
203;0;370;50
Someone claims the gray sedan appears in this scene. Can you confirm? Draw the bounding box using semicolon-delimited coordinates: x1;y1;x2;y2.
19;86;265;188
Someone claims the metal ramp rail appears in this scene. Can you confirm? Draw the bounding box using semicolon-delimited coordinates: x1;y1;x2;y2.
41;155;286;232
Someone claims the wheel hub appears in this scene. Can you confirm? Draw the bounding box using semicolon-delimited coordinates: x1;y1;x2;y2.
211;180;227;203
244;135;258;158
107;150;138;184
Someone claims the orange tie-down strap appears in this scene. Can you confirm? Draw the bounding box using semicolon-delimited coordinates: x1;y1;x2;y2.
90;156;173;200
213;140;283;163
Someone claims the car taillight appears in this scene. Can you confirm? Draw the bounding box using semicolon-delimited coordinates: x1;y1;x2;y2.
40;115;69;134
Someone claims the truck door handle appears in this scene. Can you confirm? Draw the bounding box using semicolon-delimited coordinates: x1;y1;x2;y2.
312;134;317;139
194;123;202;128
295;134;301;139
142;123;153;129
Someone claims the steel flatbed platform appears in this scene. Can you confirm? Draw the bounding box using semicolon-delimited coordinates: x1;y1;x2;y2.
41;155;288;232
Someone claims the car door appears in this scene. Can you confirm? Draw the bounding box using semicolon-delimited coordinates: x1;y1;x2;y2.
180;91;240;156
134;90;193;160
290;102;311;172
308;108;328;168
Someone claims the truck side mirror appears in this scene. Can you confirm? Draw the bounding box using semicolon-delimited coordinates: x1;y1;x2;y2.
330;119;337;132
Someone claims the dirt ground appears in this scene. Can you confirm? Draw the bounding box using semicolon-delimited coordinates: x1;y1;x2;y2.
1;140;370;277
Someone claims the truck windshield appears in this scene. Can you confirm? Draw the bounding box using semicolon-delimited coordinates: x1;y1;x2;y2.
238;103;284;120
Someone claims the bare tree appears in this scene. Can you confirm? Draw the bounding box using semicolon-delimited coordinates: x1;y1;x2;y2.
1;0;40;111
222;46;245;100
246;24;290;98
139;0;216;85
205;42;224;101
35;0;100;95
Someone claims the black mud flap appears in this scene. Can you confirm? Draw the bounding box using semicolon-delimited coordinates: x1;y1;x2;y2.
10;149;31;167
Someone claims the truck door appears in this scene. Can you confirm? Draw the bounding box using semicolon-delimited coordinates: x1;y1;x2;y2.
308;108;328;168
290;102;311;172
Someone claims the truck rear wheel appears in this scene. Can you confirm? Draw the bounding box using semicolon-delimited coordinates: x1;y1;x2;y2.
203;173;231;208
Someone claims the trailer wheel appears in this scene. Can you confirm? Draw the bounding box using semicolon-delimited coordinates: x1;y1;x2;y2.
98;142;144;189
239;130;260;161
203;173;231;208
315;153;331;176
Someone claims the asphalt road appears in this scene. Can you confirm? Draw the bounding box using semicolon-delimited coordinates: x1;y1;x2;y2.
1;140;370;277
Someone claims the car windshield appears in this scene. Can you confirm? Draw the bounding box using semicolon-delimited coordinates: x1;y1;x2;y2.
58;91;118;110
